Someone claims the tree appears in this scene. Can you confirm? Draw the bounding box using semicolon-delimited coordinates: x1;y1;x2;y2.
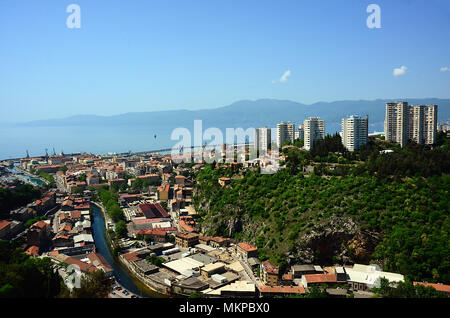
71;270;112;298
0;240;62;298
115;220;128;238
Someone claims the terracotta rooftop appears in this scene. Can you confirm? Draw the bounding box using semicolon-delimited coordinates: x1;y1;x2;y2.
303;274;337;284
0;220;11;231
413;282;450;293
258;285;305;294
122;251;140;262
237;242;258;252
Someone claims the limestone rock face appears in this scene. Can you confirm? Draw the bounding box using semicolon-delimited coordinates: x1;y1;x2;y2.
290;216;380;265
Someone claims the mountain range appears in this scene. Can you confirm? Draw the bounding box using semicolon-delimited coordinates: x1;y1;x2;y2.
13;98;450;134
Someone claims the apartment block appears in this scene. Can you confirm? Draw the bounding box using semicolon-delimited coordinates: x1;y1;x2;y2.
255;127;271;153
341;115;368;151
303;117;325;151
408;105;438;145
276;122;295;147
294;124;304;140
385;102;409;147
385;102;438;146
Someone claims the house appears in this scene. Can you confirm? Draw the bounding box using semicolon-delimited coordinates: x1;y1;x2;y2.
0;220;11;239
138;203;169;219
210;236;230;248
258;285;305;297
236;242;258;261
345;264;404;292
158;183;170;201
136;229;168;243
413;282;450;296
86;173;99;185
27;220;51;247
52;235;73;248
218;177;231;187
108;178;126;188
260;260;280;286
301;273;337;288
87;253;114;278
291;264;324;278
25;245;40;257
175;175;186;185
281;273;293;286
200;262;226;279
199;235;213;245
61;199;74;211
175;232;199;248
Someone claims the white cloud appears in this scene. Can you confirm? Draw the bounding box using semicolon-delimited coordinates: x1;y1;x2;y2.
440;67;450;72
393;66;407;77
272;70;291;83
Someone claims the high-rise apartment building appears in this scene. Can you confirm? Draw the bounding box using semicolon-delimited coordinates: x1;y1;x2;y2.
408;105;438;145
303;117;325;150
385;102;409;147
276;121;295;147
255;127;271;153
385;102;438;146
341;115;369;151
294;124;304;140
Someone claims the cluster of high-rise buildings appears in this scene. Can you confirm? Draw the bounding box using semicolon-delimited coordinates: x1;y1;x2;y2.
384;102;438;147
254;101;438;153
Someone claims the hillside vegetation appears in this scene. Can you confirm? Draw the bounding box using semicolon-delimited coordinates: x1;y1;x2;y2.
193;134;450;283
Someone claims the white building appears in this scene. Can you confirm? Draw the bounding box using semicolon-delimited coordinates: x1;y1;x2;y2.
385;102;409;147
346;264;404;292
294;124;304;140
385;102;438;147
408;105;438;145
341;115;369;151
255;126;271;154
303;117;325;151
276;122;295;147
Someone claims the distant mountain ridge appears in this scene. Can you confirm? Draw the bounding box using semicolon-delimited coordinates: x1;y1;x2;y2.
16;98;450;134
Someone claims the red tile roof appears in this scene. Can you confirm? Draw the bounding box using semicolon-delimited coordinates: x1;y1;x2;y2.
32;220;49;229
262;260;279;275
237;242;258;252
258;285;305;294
0;220;11;231
413;282;450;293
25;245;39;257
122;251;140;262
304;274;337;284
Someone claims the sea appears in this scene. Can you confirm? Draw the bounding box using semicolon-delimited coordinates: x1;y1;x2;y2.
0;125;176;160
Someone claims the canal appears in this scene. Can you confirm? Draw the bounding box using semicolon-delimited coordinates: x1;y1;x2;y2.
90;204;164;298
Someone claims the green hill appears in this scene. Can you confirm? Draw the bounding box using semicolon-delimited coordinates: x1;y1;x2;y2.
193;135;450;283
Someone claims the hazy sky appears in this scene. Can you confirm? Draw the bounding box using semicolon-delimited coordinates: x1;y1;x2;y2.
1;0;450;122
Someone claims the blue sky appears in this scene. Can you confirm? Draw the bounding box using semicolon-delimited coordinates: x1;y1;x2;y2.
1;0;449;122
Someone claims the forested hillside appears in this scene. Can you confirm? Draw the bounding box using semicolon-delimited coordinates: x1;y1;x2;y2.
193;134;450;284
